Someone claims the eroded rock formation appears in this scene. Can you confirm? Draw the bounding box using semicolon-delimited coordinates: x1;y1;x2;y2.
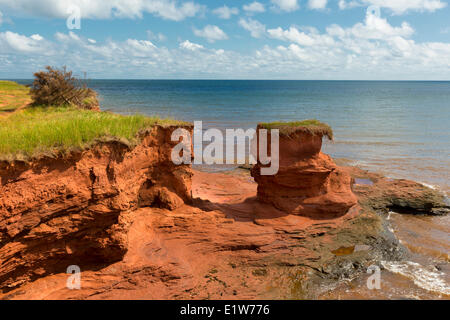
343;165;450;215
0;170;389;300
1;163;447;299
0;125;192;292
1;121;447;299
251;126;358;217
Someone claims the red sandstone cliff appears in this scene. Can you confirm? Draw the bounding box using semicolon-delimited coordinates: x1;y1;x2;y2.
251;126;358;217
0;169;369;300
0;125;192;291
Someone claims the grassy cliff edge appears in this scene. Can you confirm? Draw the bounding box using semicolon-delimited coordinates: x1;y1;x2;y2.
259;120;333;140
0;81;188;161
0;81;31;113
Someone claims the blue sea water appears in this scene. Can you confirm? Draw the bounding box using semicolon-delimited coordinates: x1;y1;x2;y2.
17;80;450;192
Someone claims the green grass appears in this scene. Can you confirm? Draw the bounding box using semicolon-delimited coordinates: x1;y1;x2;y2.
0;80;27;91
0;80;31;113
259;119;333;140
0;105;189;161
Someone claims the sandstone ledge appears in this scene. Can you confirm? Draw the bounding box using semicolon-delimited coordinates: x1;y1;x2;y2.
0;168;407;300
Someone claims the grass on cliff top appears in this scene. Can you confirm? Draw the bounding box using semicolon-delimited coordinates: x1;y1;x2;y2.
0;80;31;113
0;105;188;161
259;119;333;140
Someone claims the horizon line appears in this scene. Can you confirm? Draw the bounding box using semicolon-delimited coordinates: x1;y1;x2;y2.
4;78;450;82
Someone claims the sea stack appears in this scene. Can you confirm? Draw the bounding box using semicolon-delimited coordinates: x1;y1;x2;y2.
251;120;358;217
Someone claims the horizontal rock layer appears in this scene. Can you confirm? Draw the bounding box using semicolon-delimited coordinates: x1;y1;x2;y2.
251;128;358;217
3;165;446;300
0;125;193;292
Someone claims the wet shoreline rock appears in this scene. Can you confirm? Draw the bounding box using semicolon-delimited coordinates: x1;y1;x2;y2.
343;166;450;216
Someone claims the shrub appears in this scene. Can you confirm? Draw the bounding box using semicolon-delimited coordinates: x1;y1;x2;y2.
30;66;99;110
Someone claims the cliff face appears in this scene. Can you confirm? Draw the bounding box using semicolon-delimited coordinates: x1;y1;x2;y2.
3;165;446;300
251;128;358;217
0;125;192;292
0;170;387;300
1;122;446;299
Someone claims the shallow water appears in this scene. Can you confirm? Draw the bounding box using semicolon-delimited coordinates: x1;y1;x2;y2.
320;212;450;300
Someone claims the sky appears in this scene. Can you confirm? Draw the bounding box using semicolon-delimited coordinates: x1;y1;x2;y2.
0;0;449;79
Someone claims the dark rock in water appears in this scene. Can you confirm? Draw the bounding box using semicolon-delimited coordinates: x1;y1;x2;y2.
343;167;449;216
430;207;450;216
237;164;253;171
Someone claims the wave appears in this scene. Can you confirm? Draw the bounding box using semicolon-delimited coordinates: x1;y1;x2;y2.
381;261;450;297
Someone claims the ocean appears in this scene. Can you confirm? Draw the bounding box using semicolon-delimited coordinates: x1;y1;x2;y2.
16;79;450;192
80;79;450;193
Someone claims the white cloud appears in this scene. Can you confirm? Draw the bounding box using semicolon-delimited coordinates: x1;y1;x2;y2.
147;30;166;41
243;1;266;13
266;12;414;58
88;38;97;44
326;12;414;39
0;0;204;21
126;39;157;53
308;0;328;10
338;0;360;10
1;11;450;80
338;0;447;14
212;5;239;19
268;26;335;46
0;31;50;53
55;31;81;42
179;39;204;51
441;27;450;34
260;11;442;77
30;34;43;41
271;0;299;12
193;25;228;42
239;18;266;38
